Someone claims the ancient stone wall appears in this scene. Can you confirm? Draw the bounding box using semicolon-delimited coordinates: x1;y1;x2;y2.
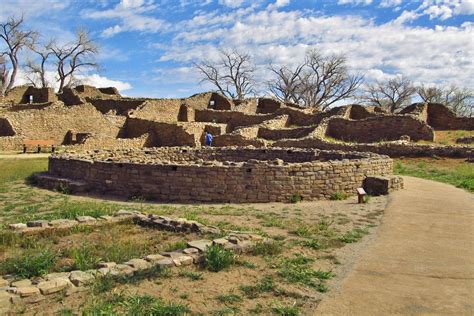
274;137;473;158
257;126;315;141
326;116;434;142
88;98;146;115
129;99;182;122
1;103;121;146
348;104;380;120
0;136;23;151
426;103;474;130
3;86;57;104
257;98;281;114
45;147;395;202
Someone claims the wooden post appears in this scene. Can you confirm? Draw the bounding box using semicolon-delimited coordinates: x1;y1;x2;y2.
357;187;366;204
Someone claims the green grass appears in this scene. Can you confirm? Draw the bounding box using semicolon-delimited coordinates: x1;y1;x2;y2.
329;192;349;200
339;227;369;243
251;241;283;256
0;247;57;278
205;244;235;272
272;304;300;316
0;158;48;184
84;293;190;315
276;255;334;293
240;275;276;298
394;159;474;192
178;271;204;281
216;293;243;305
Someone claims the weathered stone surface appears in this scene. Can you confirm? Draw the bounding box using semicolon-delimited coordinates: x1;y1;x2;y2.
65;285;89;296
187;240;212;252
26;220;49;228
49;219;78;227
8;223;27;230
182;248;199;255
213;238;229;246
125;258;152;270
178;255;194;266
14;286;40;297
98;215;113;221
111;264;135;276
97;262;116;269
0;278;9;287
0;290;13;311
69;271;95;286
11;279;32;287
115;210;134;217
76;215;97;223
96;268;111;277
37;279;70;295
156;258;174;268
144;254;166;262
15;293;45;304
44;272;71;281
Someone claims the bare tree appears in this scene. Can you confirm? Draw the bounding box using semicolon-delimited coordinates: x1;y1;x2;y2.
195;49;255;99
0;55;8;95
418;84;473;117
50;30;99;93
360;76;416;113
25;40;53;88
0;16;37;93
267;49;363;111
267;63;305;104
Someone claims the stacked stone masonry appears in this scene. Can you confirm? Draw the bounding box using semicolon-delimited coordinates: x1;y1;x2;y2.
38;147;400;202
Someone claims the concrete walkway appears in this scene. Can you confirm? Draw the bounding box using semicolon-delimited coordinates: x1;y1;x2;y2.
0;153;51;159
316;176;474;315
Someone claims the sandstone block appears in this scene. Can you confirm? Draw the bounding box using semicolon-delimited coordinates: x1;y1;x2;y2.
49;219;77;228
182;248;199;255
187;240;212;252
44;272;71;281
8;223;27;230
76;216;97;223
69;271;95;286
156;258;174;268
14;286;40;297
11;279;32;287
212;238;229;246
97;262;116;269
144;254;166;262
26;220;49;228
37;279;70;295
65;285;89;296
125;258;151;270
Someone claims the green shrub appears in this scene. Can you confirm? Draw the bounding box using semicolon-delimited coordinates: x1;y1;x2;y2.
205;245;234;272
70;243;102;271
1;248;57;278
288;193;302;204
339;227;369;243
240;275;276;298
329;192;349;200
251;241;283;256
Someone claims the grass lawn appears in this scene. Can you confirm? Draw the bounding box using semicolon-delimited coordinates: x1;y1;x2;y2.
394;158;474;192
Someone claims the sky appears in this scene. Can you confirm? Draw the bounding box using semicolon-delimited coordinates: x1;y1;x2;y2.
1;0;473;98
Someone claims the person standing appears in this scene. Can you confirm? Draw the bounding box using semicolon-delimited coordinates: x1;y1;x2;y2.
205;132;213;146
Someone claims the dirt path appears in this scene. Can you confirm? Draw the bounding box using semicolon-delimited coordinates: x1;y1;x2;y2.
316;176;474;315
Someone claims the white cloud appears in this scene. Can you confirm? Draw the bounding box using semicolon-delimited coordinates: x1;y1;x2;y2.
275;0;290;8
337;0;373;5
83;0;169;37
0;0;70;20
158;5;474;90
379;0;402;8
218;0;245;8
79;74;132;91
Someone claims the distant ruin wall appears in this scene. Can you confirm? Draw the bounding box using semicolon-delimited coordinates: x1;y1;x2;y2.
4;86;57;104
46;148;395;202
88;98;145;115
3;103;121;144
326;116;434;142
257;126;315;141
274;138;473;158
130;99;182;122
426;103;474;130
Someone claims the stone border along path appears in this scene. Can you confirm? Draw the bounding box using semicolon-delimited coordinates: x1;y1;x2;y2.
7;210;220;235
315;176;474;315
1;217;267;311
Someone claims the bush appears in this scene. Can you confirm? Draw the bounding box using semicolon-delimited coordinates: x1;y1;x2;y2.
251;241;283;256
205;245;234;272
70;243;102;271
1;248;57;278
329;192;349;200
288;193;302;203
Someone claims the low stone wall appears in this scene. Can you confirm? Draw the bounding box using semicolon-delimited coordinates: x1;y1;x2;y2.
258;126;315;141
41;147;396;202
426;103;474;130
326;116;434;143
274;137;473;158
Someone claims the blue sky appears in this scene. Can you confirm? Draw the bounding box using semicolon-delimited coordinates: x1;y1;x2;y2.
1;0;473;98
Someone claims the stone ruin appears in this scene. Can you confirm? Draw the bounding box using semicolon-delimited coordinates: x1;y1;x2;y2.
0;84;472;159
35;147;402;202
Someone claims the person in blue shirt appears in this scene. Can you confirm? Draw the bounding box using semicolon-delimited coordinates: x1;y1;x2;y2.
205;132;213;146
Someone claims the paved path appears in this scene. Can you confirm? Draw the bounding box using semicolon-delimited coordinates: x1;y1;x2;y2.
316;176;474;315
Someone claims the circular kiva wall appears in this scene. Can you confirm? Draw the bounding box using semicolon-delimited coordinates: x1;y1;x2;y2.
45;147;394;203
